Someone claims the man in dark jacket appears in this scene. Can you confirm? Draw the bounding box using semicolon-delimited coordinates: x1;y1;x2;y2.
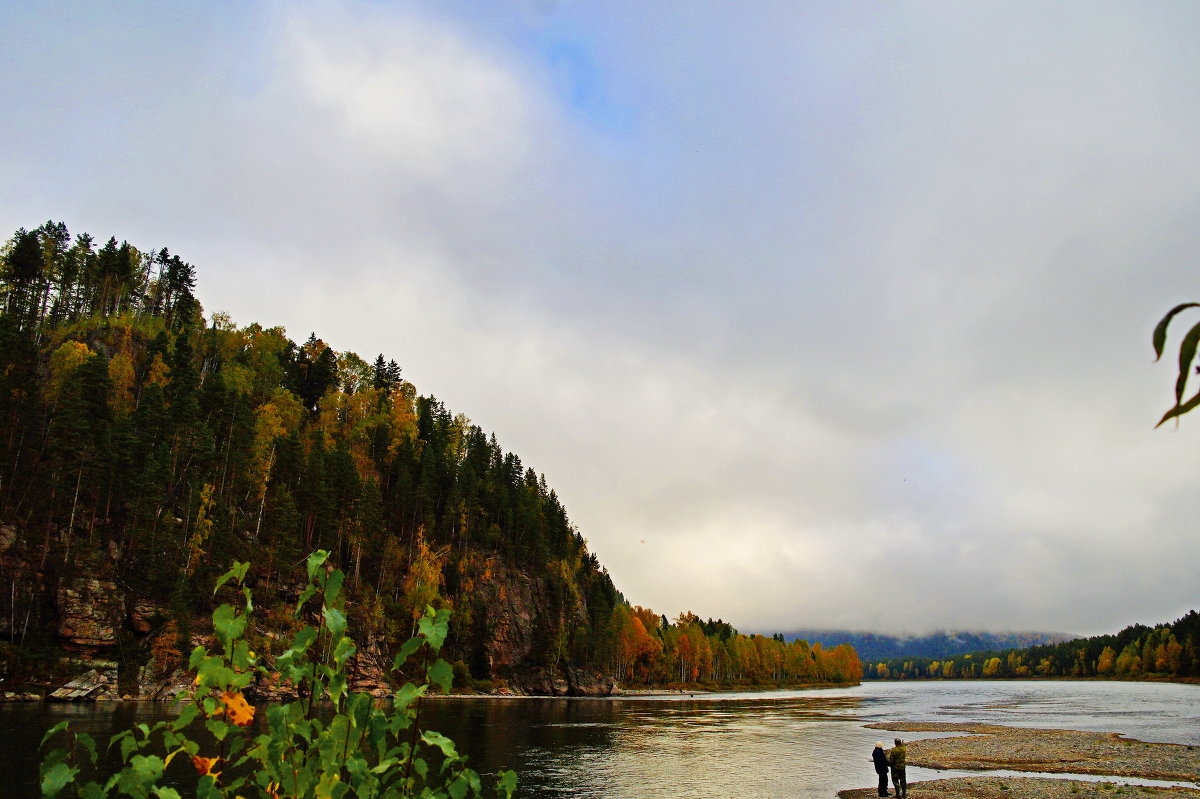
872;742;891;796
888;738;908;798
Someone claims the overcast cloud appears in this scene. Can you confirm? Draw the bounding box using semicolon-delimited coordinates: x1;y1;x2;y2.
3;1;1200;636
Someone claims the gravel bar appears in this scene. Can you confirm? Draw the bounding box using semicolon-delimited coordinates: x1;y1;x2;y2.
837;721;1200;799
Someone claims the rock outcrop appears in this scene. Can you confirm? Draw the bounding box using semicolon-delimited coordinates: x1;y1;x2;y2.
4;531;618;700
57;578;122;653
48;666;119;701
475;559;616;697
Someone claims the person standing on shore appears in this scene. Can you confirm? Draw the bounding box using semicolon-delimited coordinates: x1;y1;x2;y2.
872;741;891;796
888;738;908;798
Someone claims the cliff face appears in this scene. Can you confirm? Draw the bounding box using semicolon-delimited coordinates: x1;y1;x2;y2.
477;559;613;697
57;577;122;652
0;523;614;699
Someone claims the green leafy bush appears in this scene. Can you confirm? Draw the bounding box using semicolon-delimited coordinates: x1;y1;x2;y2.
40;551;516;798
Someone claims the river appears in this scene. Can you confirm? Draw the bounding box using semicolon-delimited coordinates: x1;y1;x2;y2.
3;680;1198;798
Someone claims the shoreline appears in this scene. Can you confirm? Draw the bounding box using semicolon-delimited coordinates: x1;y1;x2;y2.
838;721;1200;799
4;680;862;704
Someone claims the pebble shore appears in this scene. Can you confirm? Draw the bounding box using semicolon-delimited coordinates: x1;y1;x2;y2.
837;722;1200;799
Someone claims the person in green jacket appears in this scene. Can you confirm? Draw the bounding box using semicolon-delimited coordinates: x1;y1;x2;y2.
888;738;907;798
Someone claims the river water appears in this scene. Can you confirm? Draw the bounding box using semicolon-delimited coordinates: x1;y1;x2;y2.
2;680;1198;798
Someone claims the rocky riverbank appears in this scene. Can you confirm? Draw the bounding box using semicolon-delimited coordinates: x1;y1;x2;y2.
838;722;1200;799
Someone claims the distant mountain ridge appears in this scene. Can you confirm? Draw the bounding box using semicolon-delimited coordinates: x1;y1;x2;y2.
778;629;1073;663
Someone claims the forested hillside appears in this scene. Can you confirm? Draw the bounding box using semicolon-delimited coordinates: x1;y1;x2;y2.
0;221;860;697
864;610;1200;681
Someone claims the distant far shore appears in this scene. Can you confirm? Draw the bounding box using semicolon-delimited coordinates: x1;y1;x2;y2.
862;674;1200;686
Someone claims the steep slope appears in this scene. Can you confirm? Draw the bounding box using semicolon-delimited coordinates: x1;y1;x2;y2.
0;221;620;696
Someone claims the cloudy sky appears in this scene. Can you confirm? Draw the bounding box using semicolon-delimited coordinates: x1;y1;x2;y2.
4;1;1200;636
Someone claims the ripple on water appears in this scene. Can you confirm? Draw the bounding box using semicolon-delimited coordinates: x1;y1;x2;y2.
2;681;1198;798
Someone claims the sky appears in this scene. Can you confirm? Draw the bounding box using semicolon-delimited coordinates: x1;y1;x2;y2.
3;1;1200;637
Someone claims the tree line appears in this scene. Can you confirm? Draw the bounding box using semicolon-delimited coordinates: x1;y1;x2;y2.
612;608;862;687
864;610;1200;681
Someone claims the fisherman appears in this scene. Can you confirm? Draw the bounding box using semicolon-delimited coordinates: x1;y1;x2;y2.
888;738;908;798
871;741;891;797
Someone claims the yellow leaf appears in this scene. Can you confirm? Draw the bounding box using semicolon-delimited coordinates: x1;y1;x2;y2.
221;690;255;727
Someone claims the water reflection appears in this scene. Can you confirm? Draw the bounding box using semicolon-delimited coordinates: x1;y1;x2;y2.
2;681;1198;798
420;694;880;799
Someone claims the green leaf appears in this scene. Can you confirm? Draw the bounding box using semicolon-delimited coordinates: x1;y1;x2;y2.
323;605;347;639
233;638;254;671
281;625;317;661
306;549;330;581
497;768;518;799
344;754;374;789
118;732;138;763
420;730;459;760
40;748;66;772
76;731;97;766
78;783;106;799
188;644;208;671
206;717;230;742
315;770;349;799
427;659;454;694
39;721;71;750
195;655;236;688
393;682;426;714
213;560;250;595
333;636;357;669
196;775;222;799
371;757;400;774
296;583;318;615
324;568;345;605
418;607;449;651
40;762;78;797
448;774;470;799
130;754;165;784
152;788;182;799
1174;320;1200;403
212;603;247;647
227;736;248;760
391;637;422;670
1153;302;1200;359
1157;389;1200;427
171;703;199;731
